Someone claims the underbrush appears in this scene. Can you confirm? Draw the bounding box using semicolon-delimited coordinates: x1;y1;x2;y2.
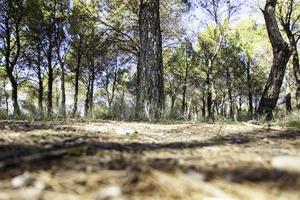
275;110;300;129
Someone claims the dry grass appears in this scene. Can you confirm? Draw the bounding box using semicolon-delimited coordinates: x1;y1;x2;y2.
0;121;299;200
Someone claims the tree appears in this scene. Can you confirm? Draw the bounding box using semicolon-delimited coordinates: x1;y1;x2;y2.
196;0;240;120
278;0;300;109
137;0;165;120
257;0;292;120
0;0;27;116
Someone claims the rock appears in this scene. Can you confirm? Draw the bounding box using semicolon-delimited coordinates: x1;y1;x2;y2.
11;172;34;188
271;156;300;173
96;186;122;200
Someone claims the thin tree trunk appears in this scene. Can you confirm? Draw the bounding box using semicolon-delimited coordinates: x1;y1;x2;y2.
182;54;188;115
257;0;292;120
3;80;9;115
47;47;53;117
246;59;253;117
60;63;66;117
89;63;95;117
37;66;43;114
72;38;82;118
170;95;176;117
226;67;234;119
84;78;91;118
207;64;213;119
202;95;206;118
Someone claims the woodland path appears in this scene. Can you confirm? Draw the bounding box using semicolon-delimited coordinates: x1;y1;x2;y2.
0;121;299;200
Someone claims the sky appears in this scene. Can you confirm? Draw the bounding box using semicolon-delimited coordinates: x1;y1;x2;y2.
183;0;264;42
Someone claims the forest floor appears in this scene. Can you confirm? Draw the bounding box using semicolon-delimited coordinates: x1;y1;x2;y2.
0;120;299;200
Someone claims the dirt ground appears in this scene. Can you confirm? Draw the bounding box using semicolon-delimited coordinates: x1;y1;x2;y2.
0;120;299;200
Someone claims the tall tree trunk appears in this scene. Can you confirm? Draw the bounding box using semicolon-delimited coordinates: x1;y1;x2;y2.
84;78;91;118
292;50;300;109
3;15;21;117
202;95;206;118
207;63;213;119
283;30;300;109
89;63;95;117
3;80;9;115
36;48;43;115
181;55;188;115
60;63;66;117
226;67;234;119
257;0;292;120
137;0;165;121
47;56;53;117
279;1;300;109
72;63;80;117
135;54;142;119
37;66;43;114
72;38;82;118
246;59;253;117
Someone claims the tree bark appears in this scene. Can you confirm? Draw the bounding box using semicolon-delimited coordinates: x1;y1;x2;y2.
285;93;292;113
84;77;91;118
292;50;300;109
246;59;253;117
170;95;176;117
135;54;142;119
72;37;82;118
207;64;213;119
137;0;165;121
3;7;22;116
202;95;206;118
47;47;53;117
60;63;66;117
37;55;44;114
89;63;95;117
257;0;292;120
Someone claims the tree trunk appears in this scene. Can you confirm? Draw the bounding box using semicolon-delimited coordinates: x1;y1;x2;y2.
285;93;292;113
72;63;80;117
207;65;213;119
246;59;253;117
257;0;292;120
3;80;9;115
89;63;95;117
182;55;188;116
60;63;66;117
226;67;234;119
37;67;44;114
11;79;20;116
36;48;43;115
280;1;300;109
137;0;165;121
47;47;53;117
84;78;91;118
202;95;206;118
3;14;21;117
72;36;83;118
135;54;142;119
170;95;176;117
292;51;300;109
